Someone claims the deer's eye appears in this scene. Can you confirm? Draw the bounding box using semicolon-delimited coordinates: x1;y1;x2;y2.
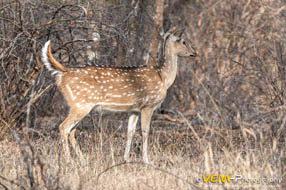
182;41;186;45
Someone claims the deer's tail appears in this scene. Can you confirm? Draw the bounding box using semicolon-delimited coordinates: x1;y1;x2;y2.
41;41;67;75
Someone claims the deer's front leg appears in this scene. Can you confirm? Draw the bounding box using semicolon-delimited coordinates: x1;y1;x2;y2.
124;113;139;161
140;107;154;164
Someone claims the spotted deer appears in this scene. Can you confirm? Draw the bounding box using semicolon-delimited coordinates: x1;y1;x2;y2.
41;28;196;163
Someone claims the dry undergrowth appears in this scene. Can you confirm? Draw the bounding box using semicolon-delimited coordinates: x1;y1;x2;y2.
0;1;286;189
0;121;283;190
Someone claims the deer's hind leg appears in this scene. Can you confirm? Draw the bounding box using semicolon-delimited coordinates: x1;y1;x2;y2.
59;106;93;159
69;127;83;159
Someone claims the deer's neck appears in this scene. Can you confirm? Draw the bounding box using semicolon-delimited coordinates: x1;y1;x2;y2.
159;43;178;89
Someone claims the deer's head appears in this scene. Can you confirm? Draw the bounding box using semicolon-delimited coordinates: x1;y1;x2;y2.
165;28;197;57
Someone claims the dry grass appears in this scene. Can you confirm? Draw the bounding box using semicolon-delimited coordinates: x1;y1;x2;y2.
0;120;283;190
1;0;286;189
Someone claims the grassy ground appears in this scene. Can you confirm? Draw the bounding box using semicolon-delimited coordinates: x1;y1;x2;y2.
0;119;283;190
0;0;285;189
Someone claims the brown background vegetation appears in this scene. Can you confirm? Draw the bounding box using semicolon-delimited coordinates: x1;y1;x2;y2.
0;0;285;189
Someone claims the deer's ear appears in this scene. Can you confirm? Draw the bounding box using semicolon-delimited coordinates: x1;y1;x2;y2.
170;35;181;42
176;28;185;37
170;28;185;42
